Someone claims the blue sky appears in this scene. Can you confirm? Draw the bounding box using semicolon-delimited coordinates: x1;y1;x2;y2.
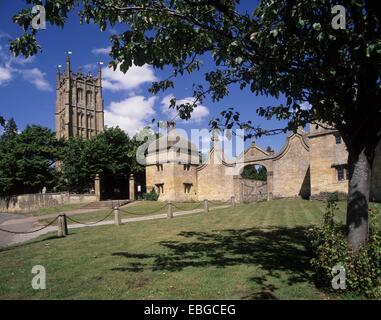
0;0;294;152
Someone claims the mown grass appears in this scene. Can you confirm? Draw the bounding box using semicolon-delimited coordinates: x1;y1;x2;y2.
38;200;227;225
29;203;86;217
0;199;379;300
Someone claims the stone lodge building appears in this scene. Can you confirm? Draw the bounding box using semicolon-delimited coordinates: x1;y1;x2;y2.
145;122;381;203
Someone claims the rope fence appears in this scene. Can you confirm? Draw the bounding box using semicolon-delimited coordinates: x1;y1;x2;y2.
0;216;59;235
172;202;204;211
0;198;237;237
118;203;168;216
65;209;114;226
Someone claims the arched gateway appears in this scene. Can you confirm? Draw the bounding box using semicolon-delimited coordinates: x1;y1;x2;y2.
144;123;381;203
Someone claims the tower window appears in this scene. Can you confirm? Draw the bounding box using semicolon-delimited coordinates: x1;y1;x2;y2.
156;164;163;172
86;91;92;106
334;133;342;144
183;183;192;194
184;164;191;171
77;88;83;103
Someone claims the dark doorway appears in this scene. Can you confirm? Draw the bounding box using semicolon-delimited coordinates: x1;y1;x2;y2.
100;174;129;200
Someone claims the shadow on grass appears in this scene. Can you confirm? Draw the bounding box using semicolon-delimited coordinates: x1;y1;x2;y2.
111;226;313;299
0;233;74;253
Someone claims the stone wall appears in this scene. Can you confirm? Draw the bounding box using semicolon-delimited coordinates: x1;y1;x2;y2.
196;149;235;202
272;134;311;198
0;192;97;213
146;163;198;202
309;130;349;199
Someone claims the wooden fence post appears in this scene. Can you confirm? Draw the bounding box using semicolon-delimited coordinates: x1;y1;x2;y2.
57;215;64;237
63;214;68;235
204;199;209;213
167;201;173;219
114;207;122;226
57;214;68;237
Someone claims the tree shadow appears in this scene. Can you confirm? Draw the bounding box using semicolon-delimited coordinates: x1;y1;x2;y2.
111;226;314;299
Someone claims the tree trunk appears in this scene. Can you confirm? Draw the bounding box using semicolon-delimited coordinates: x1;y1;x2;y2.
346;147;372;251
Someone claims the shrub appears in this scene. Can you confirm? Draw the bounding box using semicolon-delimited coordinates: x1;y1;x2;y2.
307;198;381;298
142;188;159;201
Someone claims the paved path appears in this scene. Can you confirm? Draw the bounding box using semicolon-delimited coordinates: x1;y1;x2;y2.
0;205;229;249
0;208;104;226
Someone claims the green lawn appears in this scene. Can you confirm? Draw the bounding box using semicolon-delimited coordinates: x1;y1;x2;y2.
29;203;86;217
0;199;379;299
38;200;227;225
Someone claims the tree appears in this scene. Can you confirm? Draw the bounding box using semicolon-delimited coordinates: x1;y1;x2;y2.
60;137;92;193
9;1;381;250
0;116;6;128
241;164;267;181
14;125;59;194
0;118;18;142
60;127;146;193
0;120;19;197
0;123;59;196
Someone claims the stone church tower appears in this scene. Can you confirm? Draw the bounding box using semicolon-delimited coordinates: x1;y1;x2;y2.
55;55;104;140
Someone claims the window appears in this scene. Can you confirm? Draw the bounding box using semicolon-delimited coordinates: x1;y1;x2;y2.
156;164;163;172
184;164;191;171
337;166;345;181
335;165;349;181
155;183;164;194
183;183;192;194
335;133;342;144
77;88;83;103
86;91;92;106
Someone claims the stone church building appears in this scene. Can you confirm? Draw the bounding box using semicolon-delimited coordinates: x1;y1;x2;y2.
145;122;381;203
55;55;104;140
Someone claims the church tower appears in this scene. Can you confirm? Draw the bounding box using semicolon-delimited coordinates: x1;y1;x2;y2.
55;54;104;140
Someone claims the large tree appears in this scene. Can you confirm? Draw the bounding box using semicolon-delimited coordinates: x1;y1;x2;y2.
9;0;381;250
0;123;59;196
60;127;146;193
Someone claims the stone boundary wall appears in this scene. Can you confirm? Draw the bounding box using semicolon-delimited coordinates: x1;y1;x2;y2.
0;192;97;213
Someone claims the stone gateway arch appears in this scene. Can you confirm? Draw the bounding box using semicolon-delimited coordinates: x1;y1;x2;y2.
145;123;381;203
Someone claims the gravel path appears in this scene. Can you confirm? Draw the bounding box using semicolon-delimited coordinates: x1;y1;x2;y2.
0;205;229;249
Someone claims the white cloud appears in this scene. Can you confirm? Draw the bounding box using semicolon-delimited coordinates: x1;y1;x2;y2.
105;96;157;136
161;94;210;123
91;46;111;55
102;63;158;92
0;66;12;84
0;41;50;91
20;68;52;92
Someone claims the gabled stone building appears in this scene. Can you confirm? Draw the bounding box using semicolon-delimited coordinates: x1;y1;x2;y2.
145;123;381;203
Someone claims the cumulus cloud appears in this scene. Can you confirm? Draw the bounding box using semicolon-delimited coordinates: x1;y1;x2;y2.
0;66;12;84
0;41;50;91
102;64;158;92
91;46;111;55
161;94;210;123
104;96;157;136
19;68;52;91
